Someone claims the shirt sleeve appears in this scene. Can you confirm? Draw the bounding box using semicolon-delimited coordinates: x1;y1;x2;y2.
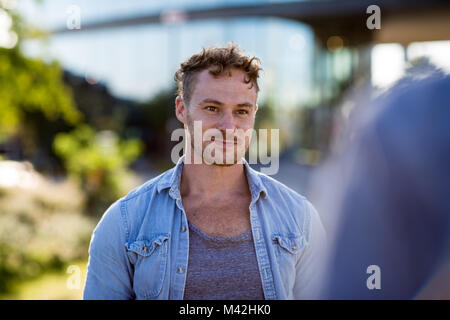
293;199;328;299
83;200;135;300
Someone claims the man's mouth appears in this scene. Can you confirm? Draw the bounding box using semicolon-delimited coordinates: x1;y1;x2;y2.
211;136;238;145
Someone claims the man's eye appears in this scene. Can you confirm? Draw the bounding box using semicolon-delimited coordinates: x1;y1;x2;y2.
205;106;217;112
236;109;249;115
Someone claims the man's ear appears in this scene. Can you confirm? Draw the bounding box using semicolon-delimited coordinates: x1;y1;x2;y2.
175;96;187;125
254;103;259;116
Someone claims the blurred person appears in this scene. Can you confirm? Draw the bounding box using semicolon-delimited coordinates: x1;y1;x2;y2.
316;72;450;299
83;42;326;300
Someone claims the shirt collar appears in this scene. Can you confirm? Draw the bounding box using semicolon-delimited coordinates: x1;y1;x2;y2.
157;155;268;202
156;156;184;200
242;158;268;202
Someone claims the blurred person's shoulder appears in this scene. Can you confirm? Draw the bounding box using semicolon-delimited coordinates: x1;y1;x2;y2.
360;72;450;130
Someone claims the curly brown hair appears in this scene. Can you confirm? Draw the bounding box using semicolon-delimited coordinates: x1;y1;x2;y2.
174;42;262;106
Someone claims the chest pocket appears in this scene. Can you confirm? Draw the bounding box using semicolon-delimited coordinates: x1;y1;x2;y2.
272;234;305;257
126;233;170;299
272;233;305;294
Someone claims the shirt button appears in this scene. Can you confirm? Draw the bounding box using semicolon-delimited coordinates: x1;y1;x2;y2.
181;226;186;232
292;245;297;250
178;267;184;274
142;246;148;252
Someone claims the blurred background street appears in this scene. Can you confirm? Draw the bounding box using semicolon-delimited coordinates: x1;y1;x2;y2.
1;0;449;299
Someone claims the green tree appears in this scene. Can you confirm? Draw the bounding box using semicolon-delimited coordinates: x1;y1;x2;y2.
53;125;143;216
0;4;81;143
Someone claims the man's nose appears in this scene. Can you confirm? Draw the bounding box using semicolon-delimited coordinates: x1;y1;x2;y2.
217;110;236;131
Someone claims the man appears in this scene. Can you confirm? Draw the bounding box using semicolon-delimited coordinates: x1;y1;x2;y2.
83;43;326;300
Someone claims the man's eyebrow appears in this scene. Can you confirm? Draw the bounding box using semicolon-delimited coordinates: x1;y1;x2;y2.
198;98;224;106
198;98;254;108
236;102;253;108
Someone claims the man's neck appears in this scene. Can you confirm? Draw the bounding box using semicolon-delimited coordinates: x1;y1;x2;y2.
180;161;249;199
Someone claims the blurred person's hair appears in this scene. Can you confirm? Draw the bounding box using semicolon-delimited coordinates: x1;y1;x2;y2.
174;42;262;106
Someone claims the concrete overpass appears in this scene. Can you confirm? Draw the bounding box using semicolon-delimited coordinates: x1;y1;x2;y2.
51;0;450;46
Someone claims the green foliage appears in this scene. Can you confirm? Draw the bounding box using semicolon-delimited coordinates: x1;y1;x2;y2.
0;47;82;143
0;4;81;145
0;2;144;296
53;125;143;216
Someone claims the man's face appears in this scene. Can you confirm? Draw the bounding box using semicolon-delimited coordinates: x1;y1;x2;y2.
175;67;258;165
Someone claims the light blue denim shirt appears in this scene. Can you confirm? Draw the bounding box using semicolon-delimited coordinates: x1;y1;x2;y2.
83;156;327;300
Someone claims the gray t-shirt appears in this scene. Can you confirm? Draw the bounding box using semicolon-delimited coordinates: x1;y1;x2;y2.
183;220;265;300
